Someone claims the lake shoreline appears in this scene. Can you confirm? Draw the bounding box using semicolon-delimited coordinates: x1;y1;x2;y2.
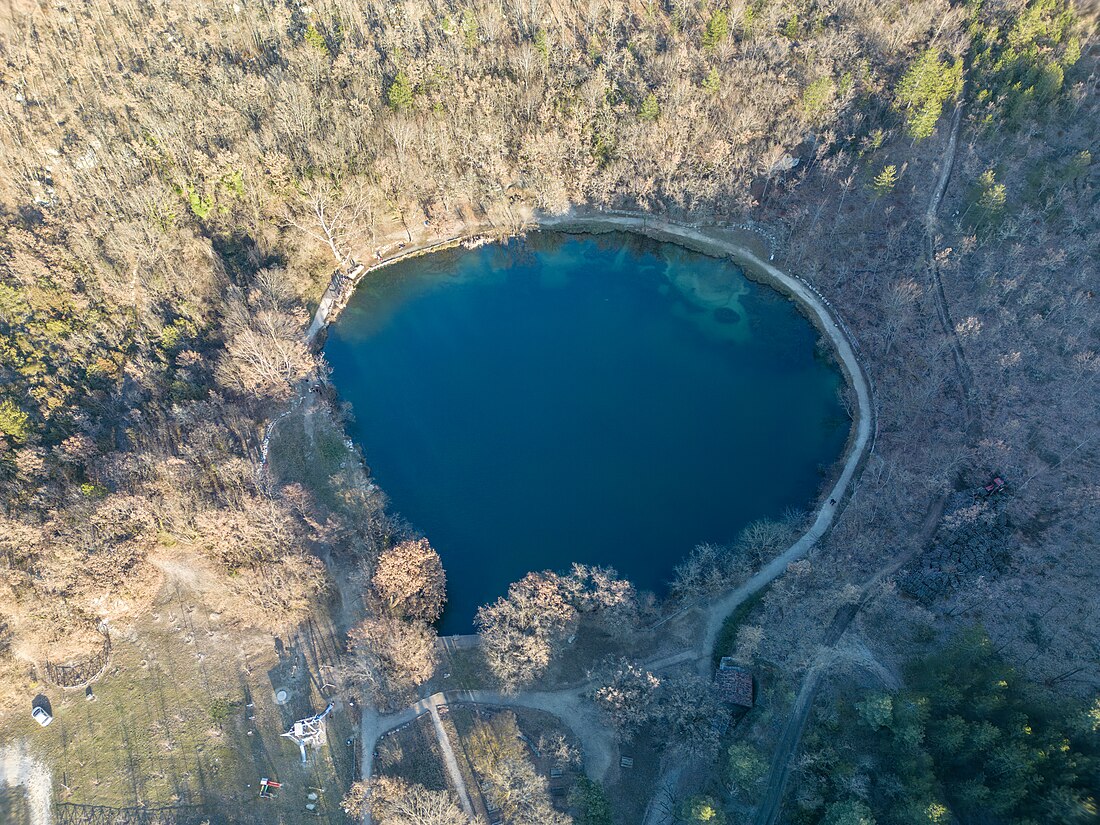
308;206;874;494
315;212;875;633
537;211;875;473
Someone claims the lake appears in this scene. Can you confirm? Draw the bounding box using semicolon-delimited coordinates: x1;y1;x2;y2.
325;231;849;632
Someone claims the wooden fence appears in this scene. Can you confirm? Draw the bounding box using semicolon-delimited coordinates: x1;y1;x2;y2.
44;626;111;688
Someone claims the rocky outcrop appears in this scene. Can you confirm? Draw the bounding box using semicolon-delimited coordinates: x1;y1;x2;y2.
900;493;1012;603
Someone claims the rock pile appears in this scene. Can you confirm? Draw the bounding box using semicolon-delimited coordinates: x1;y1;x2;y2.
900;492;1011;603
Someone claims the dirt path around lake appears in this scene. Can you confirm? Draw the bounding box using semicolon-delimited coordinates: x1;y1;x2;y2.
536;212;876;671
751;94;971;825
297;212;877;824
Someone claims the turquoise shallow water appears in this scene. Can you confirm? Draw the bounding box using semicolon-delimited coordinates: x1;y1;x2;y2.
325;232;849;632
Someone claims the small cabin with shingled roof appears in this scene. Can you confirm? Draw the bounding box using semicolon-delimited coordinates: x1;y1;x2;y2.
714;657;754;708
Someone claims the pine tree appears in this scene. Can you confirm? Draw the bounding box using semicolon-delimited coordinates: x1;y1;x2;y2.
702;10;729;50
638;93;660;122
0;399;29;441
388;71;414;110
873;164;899;195
895;48;963;140
976;169;1006;212
702;68;721;95
303;23;329;55
801;77;836;123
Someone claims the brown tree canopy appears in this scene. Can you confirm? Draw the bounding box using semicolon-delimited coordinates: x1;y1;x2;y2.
340;781;371;820
589;658;662;740
466;713;571;825
589;660;725;752
215;268;316;401
0;495;161;662
346;615;439;706
476;565;641;690
369;776;472;825
372;538;447;621
476;571;577;691
560;563;639;634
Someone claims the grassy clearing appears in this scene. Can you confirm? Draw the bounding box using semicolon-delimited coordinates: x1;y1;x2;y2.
267;405;359;515
431;646;494;694
1;581;356;824
545;623;649;687
374;713;448;791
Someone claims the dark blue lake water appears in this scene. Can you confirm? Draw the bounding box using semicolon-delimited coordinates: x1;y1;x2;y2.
325;232;848;632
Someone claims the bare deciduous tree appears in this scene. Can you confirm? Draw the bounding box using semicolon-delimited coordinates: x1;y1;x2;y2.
476;571;577;691
372;538;447;622
732;625;765;665
346;615;439;706
216;268;315;400
340;781;370;819
561;563;638;634
287;178;370;271
589;658;661;739
466;713;570;825
370;776;472;825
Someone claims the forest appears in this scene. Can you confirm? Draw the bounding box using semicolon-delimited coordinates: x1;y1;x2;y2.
794;629;1099;824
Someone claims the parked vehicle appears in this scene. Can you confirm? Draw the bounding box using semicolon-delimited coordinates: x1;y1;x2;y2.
31;705;52;726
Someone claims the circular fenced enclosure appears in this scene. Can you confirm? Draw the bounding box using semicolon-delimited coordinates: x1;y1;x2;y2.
44;623;111;689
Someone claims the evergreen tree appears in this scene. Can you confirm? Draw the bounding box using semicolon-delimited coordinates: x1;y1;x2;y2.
726;742;767;799
702;67;721;95
703;10;729;50
895;48;963;139
639;93;660;122
388;71;414;110
820;800;876;825
303;23;329;55
970;0;1079;128
801;77;836;123
872;164;899;195
976;169;1007;213
0;399;29;441
679;795;726;824
569;778;613;825
904;629;1100;824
